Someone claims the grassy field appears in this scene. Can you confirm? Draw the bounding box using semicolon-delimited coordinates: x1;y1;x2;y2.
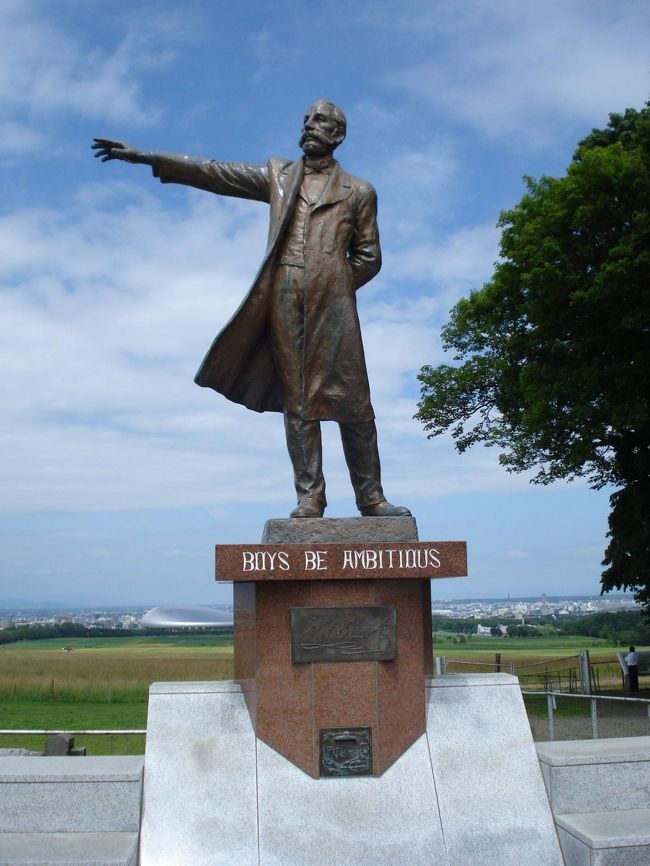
0;633;646;753
433;634;623;656
0;634;233;754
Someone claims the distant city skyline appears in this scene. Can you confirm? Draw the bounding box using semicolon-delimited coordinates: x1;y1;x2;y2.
0;591;638;614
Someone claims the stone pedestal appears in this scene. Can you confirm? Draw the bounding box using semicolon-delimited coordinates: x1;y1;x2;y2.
234;575;429;777
218;517;467;778
139;675;565;866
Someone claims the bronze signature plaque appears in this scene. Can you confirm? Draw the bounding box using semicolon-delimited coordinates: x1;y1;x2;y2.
290;605;396;663
320;727;372;777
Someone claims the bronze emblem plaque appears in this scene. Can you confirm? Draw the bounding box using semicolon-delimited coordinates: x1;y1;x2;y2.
320;727;372;777
290;605;396;663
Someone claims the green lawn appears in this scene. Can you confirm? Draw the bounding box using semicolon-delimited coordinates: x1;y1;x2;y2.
0;700;147;755
1;633;234;653
0;635;234;753
433;634;627;656
1;633;645;754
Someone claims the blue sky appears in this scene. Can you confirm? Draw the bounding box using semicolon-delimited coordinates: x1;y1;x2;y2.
1;0;648;606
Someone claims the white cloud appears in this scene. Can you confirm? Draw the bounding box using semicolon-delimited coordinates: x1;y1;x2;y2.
373;140;461;238
0;121;43;155
383;222;499;293
571;545;604;558
377;0;650;146
0;177;531;514
506;548;530;560
0;0;179;152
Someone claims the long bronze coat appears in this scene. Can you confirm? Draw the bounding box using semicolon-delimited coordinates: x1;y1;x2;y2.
153;154;381;423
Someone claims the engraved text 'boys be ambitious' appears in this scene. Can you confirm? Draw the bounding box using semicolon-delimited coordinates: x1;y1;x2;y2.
241;547;442;572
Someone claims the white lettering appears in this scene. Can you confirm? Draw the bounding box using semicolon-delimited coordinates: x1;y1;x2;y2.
428;548;441;569
242;551;255;571
278;551;290;570
364;549;378;569
343;550;354;569
405;548;417;568
305;550;328;571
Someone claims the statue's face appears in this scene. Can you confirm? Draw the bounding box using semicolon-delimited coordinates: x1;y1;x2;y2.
299;102;345;157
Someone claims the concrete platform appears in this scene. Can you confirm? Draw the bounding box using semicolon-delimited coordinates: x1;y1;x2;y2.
0;757;143;834
140;674;563;866
556;810;650;866
536;737;650;813
0;832;138;866
537;738;650;865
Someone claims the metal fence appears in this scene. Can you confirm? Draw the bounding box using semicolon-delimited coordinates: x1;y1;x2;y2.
436;651;625;694
522;691;650;742
436;653;588;689
0;729;145;736
435;652;649;742
0;728;146;755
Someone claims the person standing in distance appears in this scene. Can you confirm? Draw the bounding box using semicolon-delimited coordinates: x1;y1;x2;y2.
625;646;639;692
92;101;410;519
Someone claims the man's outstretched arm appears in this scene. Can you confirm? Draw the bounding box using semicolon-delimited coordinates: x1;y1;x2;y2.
92;138;270;203
92;138;155;165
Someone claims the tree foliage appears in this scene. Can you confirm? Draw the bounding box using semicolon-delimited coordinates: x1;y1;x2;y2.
558;610;650;644
416;101;650;610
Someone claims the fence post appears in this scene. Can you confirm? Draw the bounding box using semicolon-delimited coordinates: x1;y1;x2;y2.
591;697;599;739
434;656;442;677
547;693;555;741
579;650;592;695
495;652;501;673
647;705;650;736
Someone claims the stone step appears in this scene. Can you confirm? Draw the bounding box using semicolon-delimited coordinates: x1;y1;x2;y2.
536;736;650;814
555;809;650;866
0;831;138;866
0;757;143;834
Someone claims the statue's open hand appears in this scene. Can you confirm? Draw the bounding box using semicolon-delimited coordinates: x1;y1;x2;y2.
92;138;141;163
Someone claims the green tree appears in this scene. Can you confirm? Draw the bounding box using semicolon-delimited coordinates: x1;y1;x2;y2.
416;101;650;610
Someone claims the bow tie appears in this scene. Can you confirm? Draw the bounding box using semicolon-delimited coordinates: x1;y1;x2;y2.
304;158;333;173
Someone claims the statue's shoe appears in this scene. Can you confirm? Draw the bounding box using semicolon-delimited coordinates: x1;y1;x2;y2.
290;496;325;518
359;500;411;517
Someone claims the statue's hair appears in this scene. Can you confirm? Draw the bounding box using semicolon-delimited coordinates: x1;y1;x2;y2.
312;100;347;137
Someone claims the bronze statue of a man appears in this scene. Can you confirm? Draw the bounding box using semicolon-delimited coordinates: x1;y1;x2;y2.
93;100;410;519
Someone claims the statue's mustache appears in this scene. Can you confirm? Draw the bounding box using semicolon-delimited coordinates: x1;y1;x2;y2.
300;130;333;147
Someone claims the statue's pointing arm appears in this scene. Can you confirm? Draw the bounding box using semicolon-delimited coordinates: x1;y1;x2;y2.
91;138;270;203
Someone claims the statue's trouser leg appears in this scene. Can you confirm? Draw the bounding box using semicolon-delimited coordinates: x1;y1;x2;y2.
284;411;326;506
339;420;385;508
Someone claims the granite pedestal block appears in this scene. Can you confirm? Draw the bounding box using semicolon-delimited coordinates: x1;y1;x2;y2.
226;517;455;777
234;575;431;777
139;674;564;866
